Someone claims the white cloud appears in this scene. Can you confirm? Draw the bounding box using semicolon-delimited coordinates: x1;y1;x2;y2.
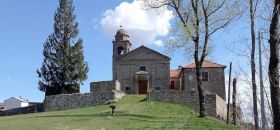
100;0;174;46
154;40;163;46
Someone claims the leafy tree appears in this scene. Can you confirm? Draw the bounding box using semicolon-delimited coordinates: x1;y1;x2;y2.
37;0;88;96
144;0;241;117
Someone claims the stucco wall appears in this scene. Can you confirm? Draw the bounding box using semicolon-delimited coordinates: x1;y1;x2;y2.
216;94;227;120
183;68;226;100
44;91;125;111
90;80;121;92
4;98;29;110
170;77;180;90
150;90;226;119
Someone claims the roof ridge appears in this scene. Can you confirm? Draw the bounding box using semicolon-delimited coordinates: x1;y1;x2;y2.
184;60;226;68
203;60;225;66
6;97;29;102
170;69;181;78
118;45;170;60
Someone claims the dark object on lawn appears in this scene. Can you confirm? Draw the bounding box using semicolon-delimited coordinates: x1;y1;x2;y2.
105;100;117;105
109;104;116;116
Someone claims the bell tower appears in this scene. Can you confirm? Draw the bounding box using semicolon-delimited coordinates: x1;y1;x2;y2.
112;27;132;80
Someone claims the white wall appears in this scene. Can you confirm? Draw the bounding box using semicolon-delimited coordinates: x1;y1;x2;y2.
21;102;29;108
4;97;29;110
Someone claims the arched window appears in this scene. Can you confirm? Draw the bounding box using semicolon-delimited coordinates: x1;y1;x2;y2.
118;47;125;55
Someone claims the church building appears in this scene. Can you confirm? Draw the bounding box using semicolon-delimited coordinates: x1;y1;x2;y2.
90;28;226;99
112;28;170;94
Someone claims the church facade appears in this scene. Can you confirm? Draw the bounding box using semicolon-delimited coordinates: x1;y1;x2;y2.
112;29;170;94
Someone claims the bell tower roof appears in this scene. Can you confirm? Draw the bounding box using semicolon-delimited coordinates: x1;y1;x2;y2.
115;25;129;36
116;28;128;36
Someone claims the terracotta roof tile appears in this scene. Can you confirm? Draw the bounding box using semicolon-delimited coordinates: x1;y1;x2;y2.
185;60;226;68
170;69;180;78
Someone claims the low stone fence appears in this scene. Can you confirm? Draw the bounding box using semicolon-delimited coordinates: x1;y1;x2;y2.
44;90;125;111
90;80;121;92
0;104;44;116
149;90;226;120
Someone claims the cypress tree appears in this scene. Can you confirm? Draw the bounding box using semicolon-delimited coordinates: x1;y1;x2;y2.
37;0;88;96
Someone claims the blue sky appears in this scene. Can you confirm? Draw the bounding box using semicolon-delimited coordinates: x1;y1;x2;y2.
0;0;251;102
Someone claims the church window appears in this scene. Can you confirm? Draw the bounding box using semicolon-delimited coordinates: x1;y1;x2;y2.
118;47;125;55
140;66;146;71
155;87;161;90
170;81;175;89
199;71;209;81
117;37;123;41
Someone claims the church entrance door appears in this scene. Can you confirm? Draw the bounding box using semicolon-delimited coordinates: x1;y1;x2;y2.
138;80;148;94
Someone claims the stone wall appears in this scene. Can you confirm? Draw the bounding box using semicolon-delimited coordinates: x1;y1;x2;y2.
90;80;121;92
44;90;125;111
150;90;226;119
0;104;44;116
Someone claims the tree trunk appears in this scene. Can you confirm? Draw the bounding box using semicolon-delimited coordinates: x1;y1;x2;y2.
249;0;259;129
195;39;206;118
259;31;268;129
192;0;206;118
232;78;237;125
196;65;206;117
268;0;280;129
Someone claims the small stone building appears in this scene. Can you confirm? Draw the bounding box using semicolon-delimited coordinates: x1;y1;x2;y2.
112;29;171;94
170;60;226;100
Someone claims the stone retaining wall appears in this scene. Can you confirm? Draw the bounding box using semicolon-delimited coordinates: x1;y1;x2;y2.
44;90;125;111
0;104;44;116
149;90;226;119
90;80;121;92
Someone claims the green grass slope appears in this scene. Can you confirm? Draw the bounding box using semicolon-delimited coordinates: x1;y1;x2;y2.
0;95;237;130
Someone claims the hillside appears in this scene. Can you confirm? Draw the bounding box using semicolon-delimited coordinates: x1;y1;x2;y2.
0;95;237;130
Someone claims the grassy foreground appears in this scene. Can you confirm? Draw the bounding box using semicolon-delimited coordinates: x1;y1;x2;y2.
0;95;237;130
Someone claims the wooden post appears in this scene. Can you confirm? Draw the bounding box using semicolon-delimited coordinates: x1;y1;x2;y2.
227;62;232;124
232;78;237;125
147;80;151;102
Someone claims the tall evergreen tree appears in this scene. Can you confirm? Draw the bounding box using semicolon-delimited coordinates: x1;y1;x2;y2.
37;0;88;96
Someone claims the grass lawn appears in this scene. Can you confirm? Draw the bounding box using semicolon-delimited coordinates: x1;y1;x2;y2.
0;95;237;130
